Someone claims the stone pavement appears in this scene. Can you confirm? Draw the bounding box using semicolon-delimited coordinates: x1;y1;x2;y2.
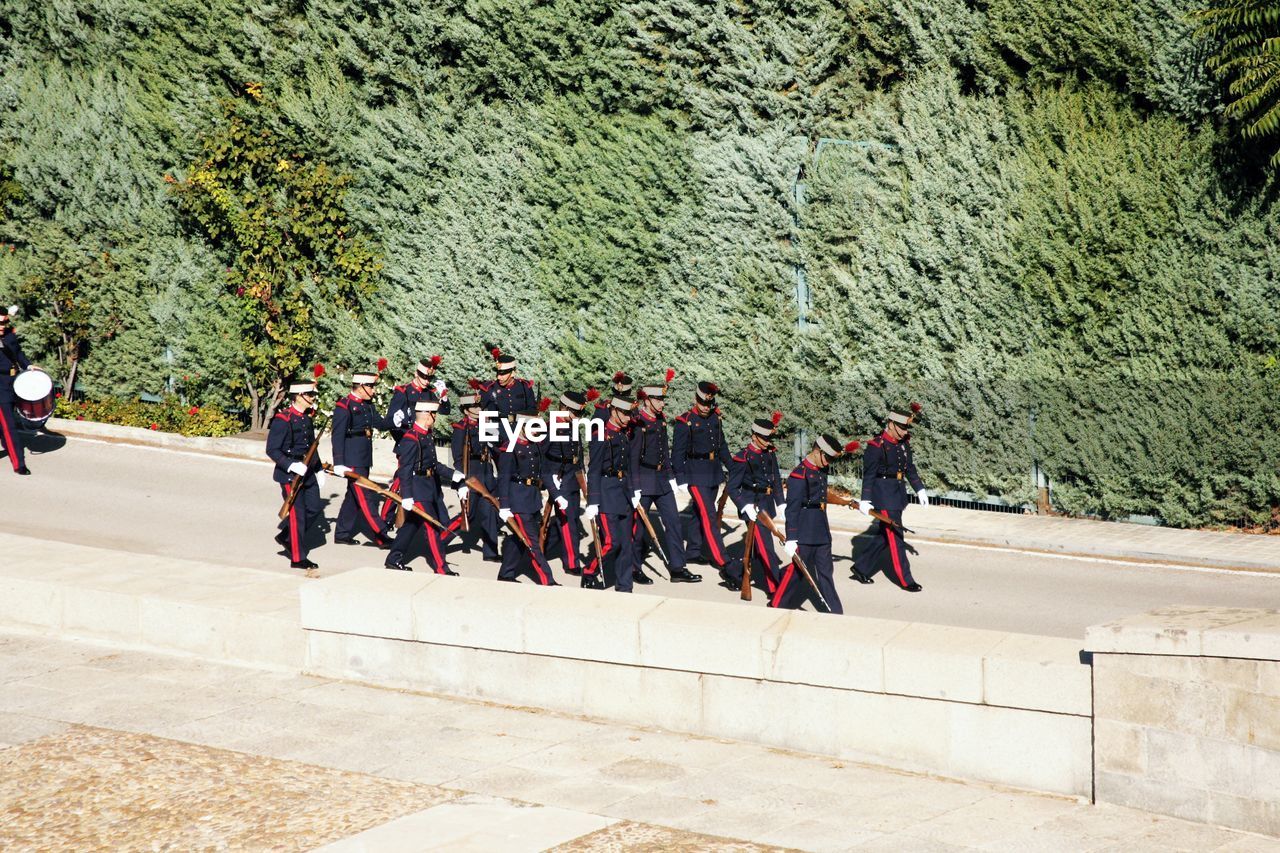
3;632;1277;852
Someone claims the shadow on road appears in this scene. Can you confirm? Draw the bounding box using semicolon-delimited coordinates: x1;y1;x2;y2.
12;428;68;456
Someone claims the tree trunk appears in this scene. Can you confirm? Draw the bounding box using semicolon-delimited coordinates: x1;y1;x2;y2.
64;358;80;404
246;369;263;431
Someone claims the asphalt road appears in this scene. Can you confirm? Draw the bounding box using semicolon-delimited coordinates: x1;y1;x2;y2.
7;432;1279;639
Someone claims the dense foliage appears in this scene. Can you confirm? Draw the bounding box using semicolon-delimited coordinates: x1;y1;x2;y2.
0;0;1277;526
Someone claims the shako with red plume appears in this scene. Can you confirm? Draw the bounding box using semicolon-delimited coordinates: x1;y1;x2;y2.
585;387;601;402
537;397;552;413
312;363;325;379
376;357;389;373
844;440;861;453
771;410;784;427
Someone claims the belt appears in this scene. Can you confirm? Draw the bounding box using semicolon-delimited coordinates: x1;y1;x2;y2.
346;429;372;438
602;470;626;479
875;474;905;480
639;461;667;471
801;501;826;509
413;467;437;477
511;477;544;488
468;454;488;461
687;451;716;460
745;484;772;494
545;453;578;464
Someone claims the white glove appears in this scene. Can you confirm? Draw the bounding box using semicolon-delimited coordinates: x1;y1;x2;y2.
315;471;327;490
333;465;351;477
670;479;686;496
452;470;466;484
555;495;569;511
858;500;874;516
433;379;447;398
917;488;930;507
499;508;513;522
401;497;415;511
784;540;799;559
455;485;469;500
287;462;307;477
552;474;562;490
392;409;406;427
583;504;599;521
774;504;785;521
742;503;758;521
631;490;642;509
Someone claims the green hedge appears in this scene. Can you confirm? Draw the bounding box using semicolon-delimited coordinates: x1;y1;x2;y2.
55;395;244;438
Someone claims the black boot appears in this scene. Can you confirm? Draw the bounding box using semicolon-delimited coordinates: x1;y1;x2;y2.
669;567;702;583
384;561;412;572
581;573;604;590
851;571;875;585
16;466;31;475
633;569;655;585
906;583;923;592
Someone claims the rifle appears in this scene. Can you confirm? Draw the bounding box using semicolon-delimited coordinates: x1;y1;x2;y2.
716;488;730;531
756;510;832;614
826;487;915;534
577;470;605;568
278;420;329;520
538;497;554;551
740;517;756;601
461;427;472;533
323;464;447;532
633;503;670;579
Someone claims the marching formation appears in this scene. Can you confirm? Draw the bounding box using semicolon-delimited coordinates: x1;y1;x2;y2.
267;346;932;614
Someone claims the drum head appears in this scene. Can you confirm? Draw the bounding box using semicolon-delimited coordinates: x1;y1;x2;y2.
13;369;53;402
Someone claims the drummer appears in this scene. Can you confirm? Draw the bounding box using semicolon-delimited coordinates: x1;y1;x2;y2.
0;305;34;476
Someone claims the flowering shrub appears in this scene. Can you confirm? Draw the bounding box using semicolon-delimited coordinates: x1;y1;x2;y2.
54;395;244;437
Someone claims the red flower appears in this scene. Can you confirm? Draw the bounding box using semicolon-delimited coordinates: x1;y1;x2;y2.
54;392;62;399
236;287;245;296
149;423;159;430
187;406;200;415
76;416;85;421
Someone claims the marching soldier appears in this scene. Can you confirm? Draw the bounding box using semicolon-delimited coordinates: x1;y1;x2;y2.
671;381;739;578
479;344;537;427
331;367;394;547
584;393;638;591
724;413;785;594
496;404;558;585
629;375;701;584
592;372;632;422
441;385;500;561
771;434;858;614
542;389;591;576
266;378;324;569
385;399;467;573
381;355;448;523
0;305;34;475
852;405;927;592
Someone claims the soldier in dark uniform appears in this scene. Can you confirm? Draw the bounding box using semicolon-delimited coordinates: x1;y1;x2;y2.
385;399;467;573
440;388;500;561
381;356;449;524
265;379;324;569
542;389;590;577
723;413;785;594
0;305;34;475
331;369;394;547
479;345;537;431
672;381;738;577
584;393;638;591
591;372;632;422
629;378;701;584
852;406;927;592
771;434;857;614
496;407;558;585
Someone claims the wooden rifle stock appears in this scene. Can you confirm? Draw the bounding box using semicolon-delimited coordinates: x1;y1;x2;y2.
825;488;914;534
538;498;554;551
633;503;670;578
461;428;472;532
715;488;729;530
323;464;447;531
756;510;832;613
740;518;756;601
278;420;328;520
577;471;606;568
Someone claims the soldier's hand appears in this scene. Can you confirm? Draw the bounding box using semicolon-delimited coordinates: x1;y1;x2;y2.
583;504;599;521
333;465;351;477
742;503;758;521
455;485;469;501
401;497;415;511
392;409;406;428
669;478;685;496
287;462;307;477
916;488;930;507
433;379;448;398
858;500;874;516
315;471;327;490
499;508;514;523
451;470;466;484
631;490;642;509
784;540;799;559
555;495;569;511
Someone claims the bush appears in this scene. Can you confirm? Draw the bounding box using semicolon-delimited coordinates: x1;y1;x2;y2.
54;394;244;437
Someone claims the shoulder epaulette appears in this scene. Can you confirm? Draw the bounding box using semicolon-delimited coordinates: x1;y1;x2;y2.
867;437;882;448
334;398;349;409
452;421;466;429
272;411;291;422
731;453;746;464
675;413;689;424
788;469;805;479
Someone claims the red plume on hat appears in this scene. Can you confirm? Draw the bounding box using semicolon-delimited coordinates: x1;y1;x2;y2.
585;387;601;402
771;410;784;427
706;382;719;395
909;401;923;424
468;377;482;390
483;342;502;360
612;370;626;383
636;389;648;401
538;397;552;413
376;357;389;372
664;368;675;386
429;354;443;368
312;363;325;379
844;440;861;453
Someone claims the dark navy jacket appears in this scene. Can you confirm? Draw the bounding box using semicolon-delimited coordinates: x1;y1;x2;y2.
671;408;732;488
0;329;30;401
629;409;672;496
542;417;583;500
786;459;831;545
498;438;546;515
331;393;391;469
859;431;925;512
588;420;634;515
265;407;320;485
386;381;449;443
451;415;496;487
726;442;783;516
393;425;457;519
480;377;537;422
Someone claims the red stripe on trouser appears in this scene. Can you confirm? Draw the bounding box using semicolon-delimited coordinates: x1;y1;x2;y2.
353;486;384;539
381;477;400;520
425;526;447;573
587;515;613;575
514;515;550;584
753;524;776;593
690;489;725;565
281;485;301;562
885;525;907;586
770;562;796;608
443;513;464;537
561;519;576;570
0;406;19;471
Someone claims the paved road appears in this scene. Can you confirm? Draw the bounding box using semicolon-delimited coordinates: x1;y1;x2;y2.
8;433;1279;639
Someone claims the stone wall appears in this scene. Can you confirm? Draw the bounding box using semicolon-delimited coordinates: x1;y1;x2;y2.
1087;605;1280;837
300;569;1094;796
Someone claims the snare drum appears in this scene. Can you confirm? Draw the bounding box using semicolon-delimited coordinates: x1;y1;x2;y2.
13;369;54;425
